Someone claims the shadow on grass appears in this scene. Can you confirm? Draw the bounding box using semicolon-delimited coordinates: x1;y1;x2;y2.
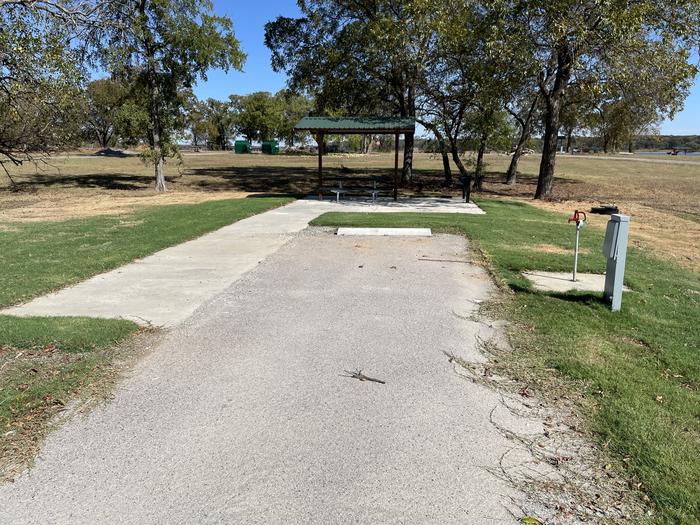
12;173;156;191
477;171;581;199
6;162;583;199
548;291;608;306
188;165;583;198
510;282;608;306
188;165;401;194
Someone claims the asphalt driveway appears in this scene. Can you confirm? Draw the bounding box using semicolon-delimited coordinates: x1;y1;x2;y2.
0;230;536;523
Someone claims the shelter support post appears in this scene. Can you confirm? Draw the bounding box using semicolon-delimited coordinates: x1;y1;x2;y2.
317;132;324;200
394;133;399;201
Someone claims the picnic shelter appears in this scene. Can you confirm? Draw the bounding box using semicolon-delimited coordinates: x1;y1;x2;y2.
294;116;416;200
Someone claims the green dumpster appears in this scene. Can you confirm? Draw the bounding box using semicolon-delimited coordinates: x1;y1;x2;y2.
261;140;279;155
234;140;251;154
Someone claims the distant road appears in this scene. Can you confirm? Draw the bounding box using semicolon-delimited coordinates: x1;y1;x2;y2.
565;154;700;167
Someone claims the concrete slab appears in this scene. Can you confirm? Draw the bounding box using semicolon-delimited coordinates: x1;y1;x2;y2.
523;271;630;293
337;227;432;236
306;196;485;214
2;198;484;326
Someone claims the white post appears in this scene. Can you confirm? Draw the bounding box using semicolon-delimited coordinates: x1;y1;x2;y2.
573;227;580;282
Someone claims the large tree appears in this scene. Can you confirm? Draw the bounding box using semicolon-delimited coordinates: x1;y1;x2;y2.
265;0;433;183
96;0;245;191
0;1;88;184
182;91;209;150
230;91;283;142
275;90;312;146
505;0;700;198
203;98;235;150
418;0;523;190
82;78;129;148
588;43;693;154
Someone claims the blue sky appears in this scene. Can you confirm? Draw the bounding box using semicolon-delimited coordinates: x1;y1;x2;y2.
195;1;700;135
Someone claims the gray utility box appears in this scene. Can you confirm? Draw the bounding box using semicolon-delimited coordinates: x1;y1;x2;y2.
602;214;630;311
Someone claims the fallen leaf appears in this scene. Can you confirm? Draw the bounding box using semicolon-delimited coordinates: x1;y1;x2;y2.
521;517;543;525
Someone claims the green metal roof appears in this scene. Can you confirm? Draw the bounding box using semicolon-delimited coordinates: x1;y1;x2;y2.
294;116;415;133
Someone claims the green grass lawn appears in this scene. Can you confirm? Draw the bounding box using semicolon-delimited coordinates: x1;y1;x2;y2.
0;197;291;307
312;199;700;525
0;316;138;447
1;197;290;472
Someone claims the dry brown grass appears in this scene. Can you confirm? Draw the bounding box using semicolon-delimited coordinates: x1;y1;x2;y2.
1;150;697;271
477;154;699;271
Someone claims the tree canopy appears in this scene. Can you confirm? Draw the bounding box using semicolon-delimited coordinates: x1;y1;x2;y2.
0;1;86;182
266;0;700;198
94;0;245;190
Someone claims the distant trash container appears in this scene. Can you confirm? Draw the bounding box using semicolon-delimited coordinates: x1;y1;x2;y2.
261;140;279;155
234;140;251;154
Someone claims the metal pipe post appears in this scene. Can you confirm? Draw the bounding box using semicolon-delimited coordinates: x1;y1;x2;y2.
573;227;580;282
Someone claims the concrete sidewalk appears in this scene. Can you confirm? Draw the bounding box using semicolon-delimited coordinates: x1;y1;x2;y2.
2;198;483;326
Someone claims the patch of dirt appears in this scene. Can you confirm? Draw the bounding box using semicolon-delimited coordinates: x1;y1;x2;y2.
0;190;252;223
621;336;651;349
522;243;591;256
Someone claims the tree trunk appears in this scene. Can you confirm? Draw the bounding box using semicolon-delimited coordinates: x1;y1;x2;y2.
154;155;165;192
535;45;573;200
505;96;538;185
402;132;414;183
149;99;166;191
94;125;111;149
473;132;487;191
448;136;471;202
506;152;519;185
535;107;560;199
432;125;452;185
441;145;451;186
507;122;529;184
566;127;573;153
628;140;633;153
401;84;416;184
